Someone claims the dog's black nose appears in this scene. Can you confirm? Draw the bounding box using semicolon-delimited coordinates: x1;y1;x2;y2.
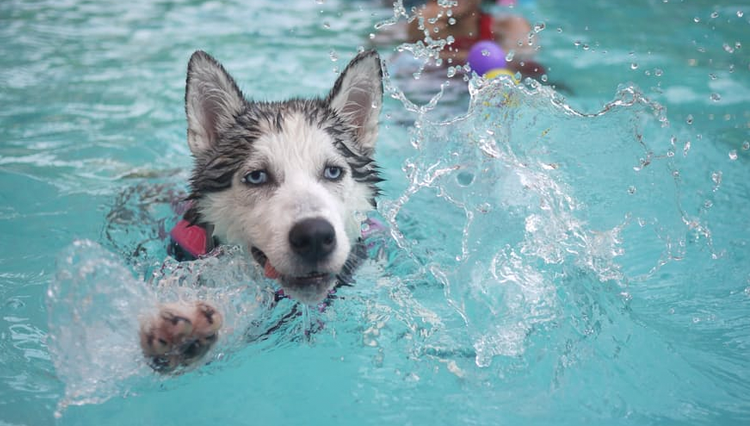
289;218;336;262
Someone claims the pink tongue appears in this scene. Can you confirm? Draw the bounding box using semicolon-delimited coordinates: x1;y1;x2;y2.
264;260;280;279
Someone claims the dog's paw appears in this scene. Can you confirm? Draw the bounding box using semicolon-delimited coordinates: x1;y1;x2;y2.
139;301;222;373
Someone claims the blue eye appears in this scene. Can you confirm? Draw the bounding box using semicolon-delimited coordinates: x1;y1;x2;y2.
323;166;343;181
242;170;268;185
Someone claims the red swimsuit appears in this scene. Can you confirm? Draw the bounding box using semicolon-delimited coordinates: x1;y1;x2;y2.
451;13;495;50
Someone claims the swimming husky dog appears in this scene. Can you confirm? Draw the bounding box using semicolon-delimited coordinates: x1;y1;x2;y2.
139;49;383;371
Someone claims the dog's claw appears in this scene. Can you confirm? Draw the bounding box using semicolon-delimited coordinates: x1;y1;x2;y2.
139;301;223;373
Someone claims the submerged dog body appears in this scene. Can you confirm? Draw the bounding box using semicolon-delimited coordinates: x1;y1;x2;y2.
140;50;383;371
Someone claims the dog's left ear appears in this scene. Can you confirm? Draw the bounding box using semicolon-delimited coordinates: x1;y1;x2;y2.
326;50;383;157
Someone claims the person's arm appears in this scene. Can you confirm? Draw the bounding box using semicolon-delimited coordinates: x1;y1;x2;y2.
492;14;534;59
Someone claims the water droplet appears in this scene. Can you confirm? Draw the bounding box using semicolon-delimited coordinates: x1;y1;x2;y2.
541;74;548;82
710;93;721;102
723;43;735;53
447;66;457;78
481;48;490;56
477;203;492;213
683;140;691;156
582;44;590;51
686;114;694;124
628;186;637;195
694;16;700;23
534;22;546;33
369;33;375;40
711;171;722;187
329;49;339;62
322;21;331;29
667;150;675;158
574;40;581;47
557;27;563;33
630;62;639;70
711;11;719;19
729;150;738;160
742;141;750;150
738;10;744;18
457;172;474;186
505;50;515;62
448;17;456;25
735;41;742;50
654;68;663;76
704;200;713;208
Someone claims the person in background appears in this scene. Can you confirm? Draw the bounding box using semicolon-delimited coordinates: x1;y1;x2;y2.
407;0;543;77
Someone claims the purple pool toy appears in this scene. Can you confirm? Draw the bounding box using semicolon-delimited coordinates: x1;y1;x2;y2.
466;41;507;76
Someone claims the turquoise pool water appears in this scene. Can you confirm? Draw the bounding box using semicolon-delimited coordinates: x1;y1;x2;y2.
1;0;749;424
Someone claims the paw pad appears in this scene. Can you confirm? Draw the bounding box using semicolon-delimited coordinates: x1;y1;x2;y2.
139;302;223;372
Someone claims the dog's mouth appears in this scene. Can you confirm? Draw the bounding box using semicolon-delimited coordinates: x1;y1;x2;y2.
250;247;280;279
251;247;336;304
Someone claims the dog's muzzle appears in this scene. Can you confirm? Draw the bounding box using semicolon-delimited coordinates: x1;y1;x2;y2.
169;214;387;304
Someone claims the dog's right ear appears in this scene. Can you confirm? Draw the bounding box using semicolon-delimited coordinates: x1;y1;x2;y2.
185;51;245;156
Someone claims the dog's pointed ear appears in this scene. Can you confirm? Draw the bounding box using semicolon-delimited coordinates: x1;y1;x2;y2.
185;51;245;156
326;50;383;157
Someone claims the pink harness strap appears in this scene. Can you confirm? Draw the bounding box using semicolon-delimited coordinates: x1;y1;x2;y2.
169;219;210;259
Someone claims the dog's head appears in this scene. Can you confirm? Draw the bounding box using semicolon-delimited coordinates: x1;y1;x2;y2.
183;50;383;304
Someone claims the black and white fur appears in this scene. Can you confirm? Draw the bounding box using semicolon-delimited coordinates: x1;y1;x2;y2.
139;50;383;371
186;49;383;303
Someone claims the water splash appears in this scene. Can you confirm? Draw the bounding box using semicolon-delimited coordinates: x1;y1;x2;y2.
47;240;156;415
374;73;712;369
47;240;278;416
